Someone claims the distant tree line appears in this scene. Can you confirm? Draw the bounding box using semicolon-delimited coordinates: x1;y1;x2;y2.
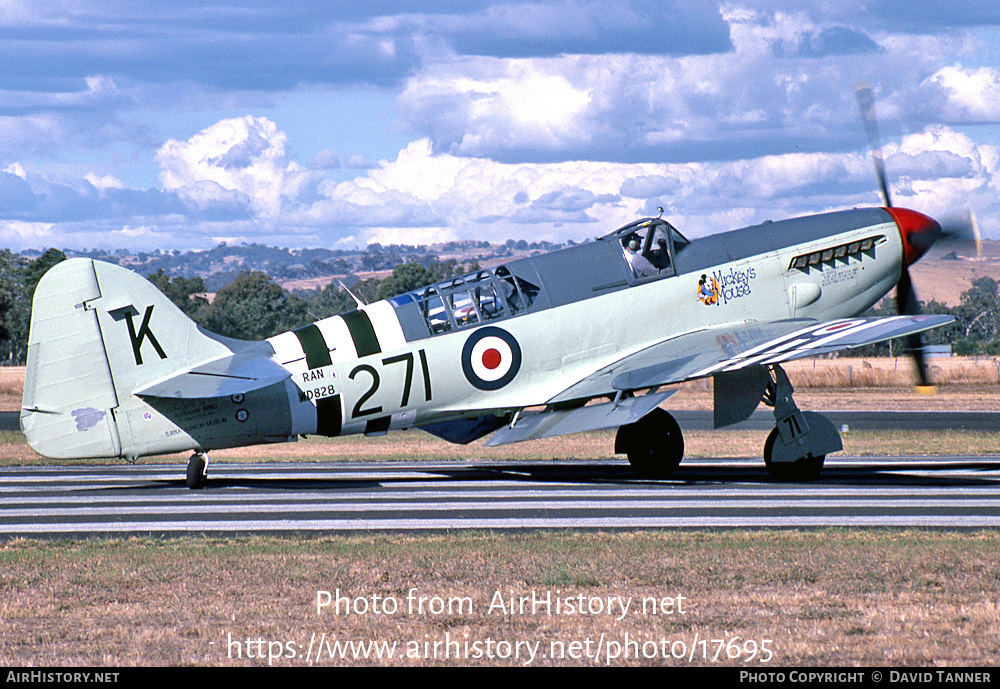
149;258;476;341
854;276;1000;357
0;250;476;361
1;248;67;365
50;238;560;292
3;248;1000;364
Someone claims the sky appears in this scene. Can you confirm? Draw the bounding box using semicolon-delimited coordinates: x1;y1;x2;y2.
2;1;1000;252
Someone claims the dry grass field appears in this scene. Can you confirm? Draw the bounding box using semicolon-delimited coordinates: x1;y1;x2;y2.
907;238;1000;307
0;365;24;413
1;532;998;667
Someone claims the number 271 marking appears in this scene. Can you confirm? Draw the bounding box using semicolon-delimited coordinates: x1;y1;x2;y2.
349;349;431;418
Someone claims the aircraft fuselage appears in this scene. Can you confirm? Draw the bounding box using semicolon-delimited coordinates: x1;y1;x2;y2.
21;206;939;465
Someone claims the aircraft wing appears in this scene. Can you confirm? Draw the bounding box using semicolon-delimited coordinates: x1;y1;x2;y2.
486;390;676;447
549;314;953;403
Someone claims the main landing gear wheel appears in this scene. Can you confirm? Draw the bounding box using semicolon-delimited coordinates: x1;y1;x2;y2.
186;452;208;489
762;428;824;482
616;408;684;479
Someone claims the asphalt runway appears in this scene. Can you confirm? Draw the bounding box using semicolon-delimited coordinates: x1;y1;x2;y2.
2;456;999;537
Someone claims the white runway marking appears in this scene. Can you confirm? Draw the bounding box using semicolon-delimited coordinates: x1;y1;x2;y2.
2;457;999;535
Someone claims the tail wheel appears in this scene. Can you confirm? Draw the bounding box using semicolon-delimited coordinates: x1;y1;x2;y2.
763;428;824;481
616;408;684;478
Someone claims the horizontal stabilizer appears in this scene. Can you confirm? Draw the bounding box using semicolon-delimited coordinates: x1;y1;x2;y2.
133;348;290;399
486;390;675;447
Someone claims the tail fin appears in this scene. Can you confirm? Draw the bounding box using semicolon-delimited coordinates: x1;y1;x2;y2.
20;259;283;459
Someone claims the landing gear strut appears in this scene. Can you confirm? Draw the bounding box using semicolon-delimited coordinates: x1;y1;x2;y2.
186;451;209;489
761;365;841;481
616;408;684;478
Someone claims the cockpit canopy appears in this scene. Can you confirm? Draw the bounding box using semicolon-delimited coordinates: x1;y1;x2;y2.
404;267;541;335
387;216;690;341
606;217;689;280
389;266;542;339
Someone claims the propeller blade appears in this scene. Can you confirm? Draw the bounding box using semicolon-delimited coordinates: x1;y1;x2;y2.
855;84;892;207
971;209;982;258
895;264;919;317
936;209;982;258
907;331;932;388
858;85;936;391
895;266;933;389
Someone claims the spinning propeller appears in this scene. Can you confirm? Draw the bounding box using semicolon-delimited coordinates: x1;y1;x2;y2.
855;84;954;391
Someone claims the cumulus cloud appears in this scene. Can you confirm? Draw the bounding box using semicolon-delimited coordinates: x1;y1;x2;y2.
0;220;56;245
922;65;1000;122
157;116;318;218
303;125;1000;245
84;173;127;193
620;174;680;198
345;153;380;170
2;1;1000;253
398;58;596;159
396;8;915;164
885;126;999;220
395;5;1000;169
3;120;998;253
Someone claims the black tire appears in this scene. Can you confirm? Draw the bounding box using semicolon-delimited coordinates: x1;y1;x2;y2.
763;427;824;481
186;454;206;489
616;408;684;478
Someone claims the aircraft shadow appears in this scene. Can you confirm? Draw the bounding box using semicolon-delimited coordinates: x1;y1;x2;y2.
440;460;1000;488
131;457;1000;491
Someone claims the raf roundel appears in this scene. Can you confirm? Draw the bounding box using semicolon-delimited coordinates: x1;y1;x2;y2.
461;326;522;391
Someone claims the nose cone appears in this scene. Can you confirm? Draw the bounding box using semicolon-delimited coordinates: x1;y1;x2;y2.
886;207;942;267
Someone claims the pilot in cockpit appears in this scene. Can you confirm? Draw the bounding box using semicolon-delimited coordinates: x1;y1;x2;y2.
649;237;671;269
622;234;658;278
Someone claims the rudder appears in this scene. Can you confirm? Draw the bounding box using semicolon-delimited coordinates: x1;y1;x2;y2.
20;258;235;459
21;259;122;458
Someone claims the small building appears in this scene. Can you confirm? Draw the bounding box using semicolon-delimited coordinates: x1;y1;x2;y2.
924;344;952;358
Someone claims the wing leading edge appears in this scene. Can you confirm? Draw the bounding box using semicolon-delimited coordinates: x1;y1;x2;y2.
549;315;954;403
487;314;951;448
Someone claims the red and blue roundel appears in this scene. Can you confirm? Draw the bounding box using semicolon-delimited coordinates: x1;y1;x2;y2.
461;326;522;391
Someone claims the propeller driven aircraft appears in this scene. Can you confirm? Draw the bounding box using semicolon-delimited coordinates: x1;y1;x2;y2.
20;90;958;487
21;202;952;486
